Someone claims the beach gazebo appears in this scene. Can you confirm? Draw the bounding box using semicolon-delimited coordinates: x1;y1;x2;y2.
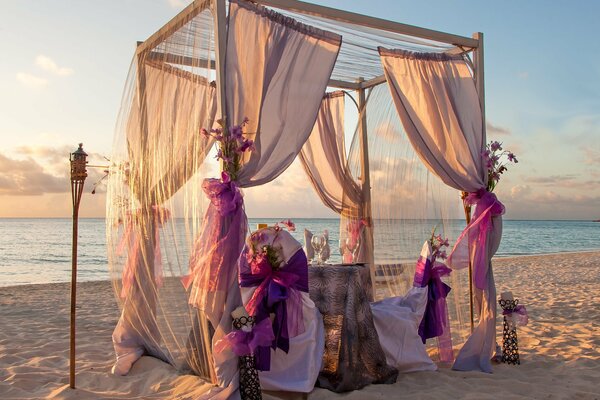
107;0;503;396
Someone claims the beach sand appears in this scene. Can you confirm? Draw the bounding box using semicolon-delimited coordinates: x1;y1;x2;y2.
1;251;599;399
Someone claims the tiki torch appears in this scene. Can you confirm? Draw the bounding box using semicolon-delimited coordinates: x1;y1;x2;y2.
69;143;87;389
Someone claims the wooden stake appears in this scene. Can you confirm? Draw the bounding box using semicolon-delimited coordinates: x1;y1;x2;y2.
69;144;87;389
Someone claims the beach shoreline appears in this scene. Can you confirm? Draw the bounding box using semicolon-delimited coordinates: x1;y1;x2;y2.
1;251;599;399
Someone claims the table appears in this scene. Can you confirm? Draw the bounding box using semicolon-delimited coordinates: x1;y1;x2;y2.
308;263;398;392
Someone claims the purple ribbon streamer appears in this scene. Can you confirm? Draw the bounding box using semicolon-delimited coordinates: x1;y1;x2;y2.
239;250;309;371
416;257;454;363
182;178;247;327
213;318;275;356
447;188;505;290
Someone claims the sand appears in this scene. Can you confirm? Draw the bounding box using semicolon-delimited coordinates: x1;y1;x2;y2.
1;251;599;399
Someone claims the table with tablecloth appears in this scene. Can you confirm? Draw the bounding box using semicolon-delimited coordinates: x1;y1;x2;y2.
307;263;398;392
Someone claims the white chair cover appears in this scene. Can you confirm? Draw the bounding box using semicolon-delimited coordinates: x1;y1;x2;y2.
371;241;436;373
240;227;325;393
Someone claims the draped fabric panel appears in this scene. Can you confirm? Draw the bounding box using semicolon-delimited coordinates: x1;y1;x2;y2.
379;48;486;193
299;92;371;269
379;47;500;373
227;0;342;188
108;4;219;377
182;0;342;391
299;92;362;215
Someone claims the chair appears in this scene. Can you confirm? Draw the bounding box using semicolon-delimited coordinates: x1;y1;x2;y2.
239;226;325;392
370;241;437;373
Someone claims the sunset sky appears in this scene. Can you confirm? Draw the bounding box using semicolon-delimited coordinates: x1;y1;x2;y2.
0;0;598;219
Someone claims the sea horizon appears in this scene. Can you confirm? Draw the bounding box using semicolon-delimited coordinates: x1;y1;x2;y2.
1;218;599;287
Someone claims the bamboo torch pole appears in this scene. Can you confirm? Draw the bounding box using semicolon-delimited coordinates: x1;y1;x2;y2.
461;191;474;332
69;144;88;389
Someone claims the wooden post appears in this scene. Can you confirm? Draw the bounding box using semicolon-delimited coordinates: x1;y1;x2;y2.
461;191;474;332
466;32;485;333
69;144;88;389
356;78;375;301
213;0;228;123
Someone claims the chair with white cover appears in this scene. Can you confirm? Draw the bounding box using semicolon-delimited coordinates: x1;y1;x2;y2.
370;241;437;373
239;226;325;393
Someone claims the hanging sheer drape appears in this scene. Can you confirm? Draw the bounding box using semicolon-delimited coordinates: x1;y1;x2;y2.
379;47;502;372
183;0;342;391
107;0;218;378
342;81;471;360
299;92;362;215
298;92;370;264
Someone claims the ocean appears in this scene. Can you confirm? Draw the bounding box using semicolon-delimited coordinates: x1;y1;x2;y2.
0;218;598;287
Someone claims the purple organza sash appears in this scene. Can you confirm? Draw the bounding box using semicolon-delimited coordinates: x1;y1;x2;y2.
182;178;247;327
117;206;170;299
447;188;505;290
503;304;528;328
415;256;454;363
239;249;309;370
213;318;275;356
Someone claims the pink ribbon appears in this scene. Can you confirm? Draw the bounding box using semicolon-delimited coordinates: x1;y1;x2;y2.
182;178;247;326
447;188;505;290
117;206;170;299
214;318;275;356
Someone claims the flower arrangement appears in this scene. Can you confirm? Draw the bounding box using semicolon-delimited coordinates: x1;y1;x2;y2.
246;221;296;273
429;228;449;262
482;140;518;192
201;117;254;182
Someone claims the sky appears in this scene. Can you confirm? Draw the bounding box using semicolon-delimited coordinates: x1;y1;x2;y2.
0;0;599;220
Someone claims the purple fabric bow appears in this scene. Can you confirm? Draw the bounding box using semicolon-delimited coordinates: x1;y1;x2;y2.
415;256;454;363
213;317;275;356
503;304;528;327
447;188;505;290
203;176;243;217
239;249;309;371
182;178;247;328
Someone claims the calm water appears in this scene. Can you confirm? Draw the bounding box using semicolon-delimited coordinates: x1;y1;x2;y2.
0;218;598;287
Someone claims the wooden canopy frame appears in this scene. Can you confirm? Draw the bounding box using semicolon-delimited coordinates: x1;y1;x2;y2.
135;0;485;328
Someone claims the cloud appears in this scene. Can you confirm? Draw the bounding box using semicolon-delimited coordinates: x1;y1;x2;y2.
0;153;67;196
517;71;529;79
581;146;600;165
167;0;191;8
503;188;600;220
16;72;48;88
486;122;511;136
0;145;106;196
526;175;577;184
35;55;73;76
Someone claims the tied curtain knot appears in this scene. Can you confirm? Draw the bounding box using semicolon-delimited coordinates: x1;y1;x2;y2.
448;188;505;291
239;250;309;370
202;177;243;217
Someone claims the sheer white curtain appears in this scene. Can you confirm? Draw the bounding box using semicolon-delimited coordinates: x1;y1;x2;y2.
299;92;362;214
379;47;500;373
110;54;217;376
185;0;341;391
227;0;342;187
299;92;372;267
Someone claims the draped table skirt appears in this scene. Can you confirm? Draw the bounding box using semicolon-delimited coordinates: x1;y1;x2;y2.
308;263;398;392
